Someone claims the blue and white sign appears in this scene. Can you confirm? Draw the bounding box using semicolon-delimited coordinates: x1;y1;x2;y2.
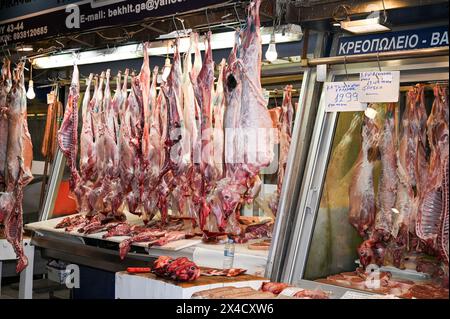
337;26;448;56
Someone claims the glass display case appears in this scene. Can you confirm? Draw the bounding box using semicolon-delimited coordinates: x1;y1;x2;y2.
273;55;449;298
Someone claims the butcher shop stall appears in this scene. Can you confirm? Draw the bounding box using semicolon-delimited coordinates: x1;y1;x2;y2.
0;0;449;300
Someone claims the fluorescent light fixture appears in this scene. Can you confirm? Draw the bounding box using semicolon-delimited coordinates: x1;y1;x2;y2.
340;17;390;34
33;26;303;69
157;29;193;40
17;45;33;52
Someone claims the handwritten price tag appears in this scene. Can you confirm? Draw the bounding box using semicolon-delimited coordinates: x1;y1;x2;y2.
325;81;368;112
359;71;400;103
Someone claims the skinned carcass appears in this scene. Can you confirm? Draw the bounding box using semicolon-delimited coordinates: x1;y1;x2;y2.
79;73;95;214
190;32;216;231
212;0;275;236
376;103;399;241
58;63;81;205
349;112;380;237
0;58;12;192
417;85;449;255
269;85;294;216
1;63;33;272
393;86;428;260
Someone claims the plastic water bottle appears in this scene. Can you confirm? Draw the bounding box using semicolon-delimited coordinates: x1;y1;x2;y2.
223;238;235;269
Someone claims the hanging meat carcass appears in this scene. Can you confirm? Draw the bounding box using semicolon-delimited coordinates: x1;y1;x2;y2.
190;32;216;232
58;63;81;206
163;39;192;222
269;85;294;216
417;85;449;256
1;62;33;272
141;67;164;223
79;74;96;214
349;109;384;268
177;35;201;229
349;111;381;237
210;0;275;236
158;40;185;224
0;59;12;192
41;89;63;161
376;103;399;241
393;85;428;258
439;153;449;265
89;71;108;213
96;70;123;219
212;59;227;181
120;71;143;216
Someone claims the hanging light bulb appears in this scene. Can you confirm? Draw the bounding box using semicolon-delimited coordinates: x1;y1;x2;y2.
161;42;172;82
265;34;278;62
26;62;36;100
161;57;172;82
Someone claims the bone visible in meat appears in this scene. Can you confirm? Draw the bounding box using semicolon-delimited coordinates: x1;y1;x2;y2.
201;268;247;277
190;32;216;231
0;63;33;272
438;154;449;265
102;222;132;239
149;230;185;247
152;256;200;282
58;63;81;204
270;85;294;215
376;103;399;240
349;113;380;237
395;85;428;240
215;0;274;236
55;215;86;229
417;85;449;253
0;58;12;191
119;229;166;259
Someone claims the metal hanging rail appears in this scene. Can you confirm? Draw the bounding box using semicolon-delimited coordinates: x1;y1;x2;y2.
307;46;449;66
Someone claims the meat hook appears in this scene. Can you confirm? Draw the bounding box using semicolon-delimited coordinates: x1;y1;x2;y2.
233;3;244;30
376;51;382;72
205;8;212;32
343;55;349;81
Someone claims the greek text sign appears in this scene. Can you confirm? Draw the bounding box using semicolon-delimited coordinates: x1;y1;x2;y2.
337;26;448;56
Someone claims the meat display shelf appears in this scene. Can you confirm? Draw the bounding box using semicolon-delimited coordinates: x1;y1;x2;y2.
26;213;202;252
26;215;270;275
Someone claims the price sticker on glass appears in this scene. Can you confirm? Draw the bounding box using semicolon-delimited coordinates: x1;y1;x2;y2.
325;81;368;112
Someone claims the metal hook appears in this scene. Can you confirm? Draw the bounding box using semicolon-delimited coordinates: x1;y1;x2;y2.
172;15;180;37
344;55;349;81
376;51;382;72
234;3;243;30
205;8;212;32
176;17;188;36
219;23;239;32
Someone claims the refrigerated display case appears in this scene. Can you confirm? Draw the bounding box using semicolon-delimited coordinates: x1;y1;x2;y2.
267;40;449;298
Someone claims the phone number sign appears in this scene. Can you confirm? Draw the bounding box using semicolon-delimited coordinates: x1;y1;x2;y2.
0;0;228;44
